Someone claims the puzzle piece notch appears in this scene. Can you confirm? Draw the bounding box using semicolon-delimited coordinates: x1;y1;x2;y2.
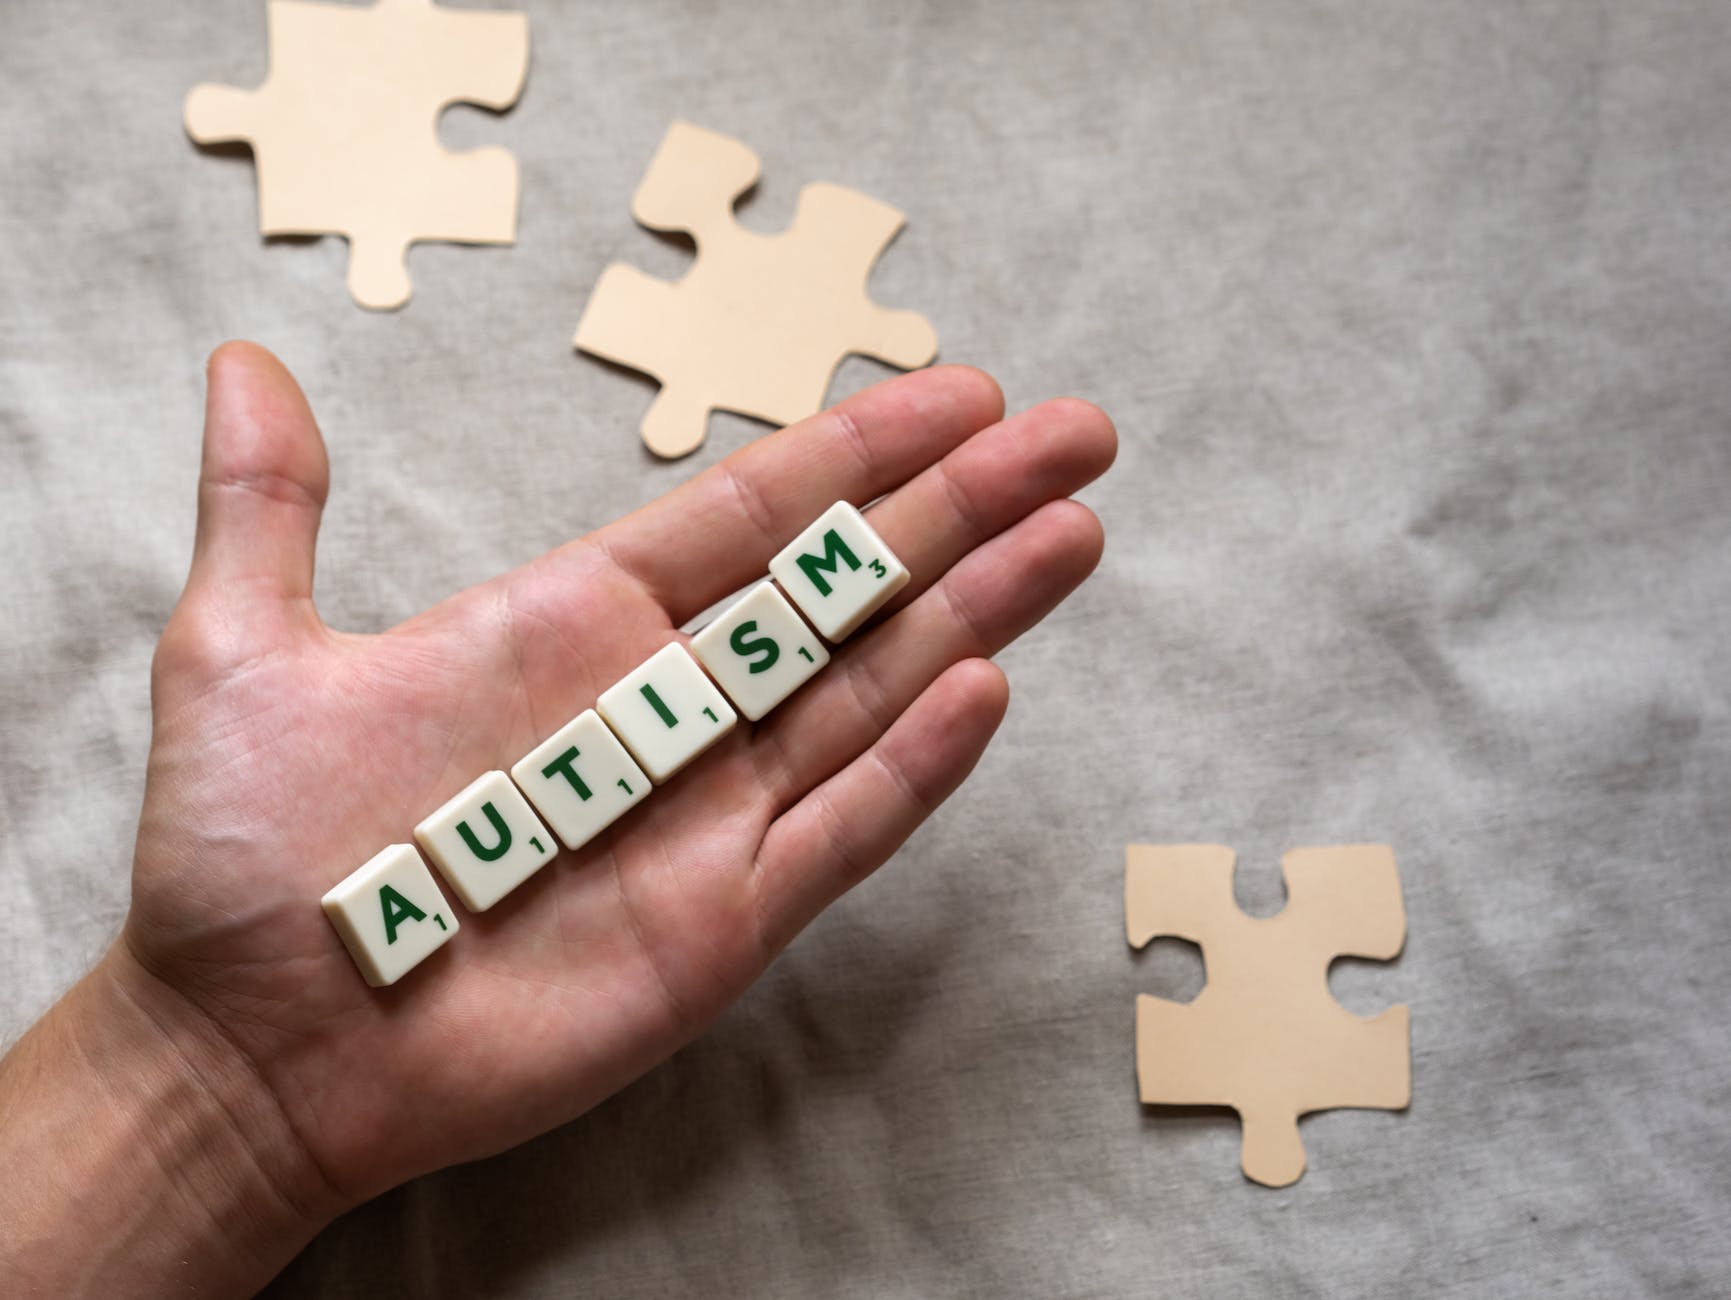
184;0;529;310
1127;844;1410;1187
575;120;939;459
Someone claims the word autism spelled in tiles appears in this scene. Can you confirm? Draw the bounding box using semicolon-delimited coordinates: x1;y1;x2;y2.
322;501;907;985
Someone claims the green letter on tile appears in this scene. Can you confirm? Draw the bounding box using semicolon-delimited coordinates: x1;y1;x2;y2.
730;619;780;674
541;746;593;802
457;801;513;862
380;885;426;945
795;529;861;597
641;683;679;728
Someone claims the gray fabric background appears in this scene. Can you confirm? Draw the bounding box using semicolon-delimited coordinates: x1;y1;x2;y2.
4;0;1730;1294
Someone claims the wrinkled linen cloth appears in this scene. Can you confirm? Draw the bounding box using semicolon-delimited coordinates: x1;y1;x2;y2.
2;1;1728;1294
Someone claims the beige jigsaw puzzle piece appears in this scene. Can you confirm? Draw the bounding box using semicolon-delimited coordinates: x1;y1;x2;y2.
574;120;939;459
1126;844;1410;1187
184;0;529;310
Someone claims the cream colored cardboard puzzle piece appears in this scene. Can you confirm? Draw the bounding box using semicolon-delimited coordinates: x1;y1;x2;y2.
184;0;529;310
1126;844;1410;1187
574;120;939;459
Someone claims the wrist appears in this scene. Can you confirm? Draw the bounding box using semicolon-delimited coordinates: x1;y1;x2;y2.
0;942;346;1296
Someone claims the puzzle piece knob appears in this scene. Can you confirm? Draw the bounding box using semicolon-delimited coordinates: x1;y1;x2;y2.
347;237;414;312
632;121;760;238
640;385;714;460
1238;1104;1307;1188
183;84;260;145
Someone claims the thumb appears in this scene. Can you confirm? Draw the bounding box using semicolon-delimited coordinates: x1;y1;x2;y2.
184;341;331;613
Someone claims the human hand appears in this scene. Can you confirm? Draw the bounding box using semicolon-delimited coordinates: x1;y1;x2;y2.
0;342;1113;1294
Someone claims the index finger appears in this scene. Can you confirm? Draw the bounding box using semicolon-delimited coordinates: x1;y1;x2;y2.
585;365;1004;624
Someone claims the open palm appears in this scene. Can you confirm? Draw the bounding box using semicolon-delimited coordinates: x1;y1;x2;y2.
121;342;1114;1212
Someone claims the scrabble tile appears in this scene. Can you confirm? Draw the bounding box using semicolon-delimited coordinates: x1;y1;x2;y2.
511;709;651;851
321;843;459;987
768;501;910;641
597;643;737;783
690;581;831;721
414;770;558;912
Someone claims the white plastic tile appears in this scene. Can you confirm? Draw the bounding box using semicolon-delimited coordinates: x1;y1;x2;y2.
321;843;459;987
596;643;737;783
413;770;557;912
511;708;651;851
767;500;910;641
690;581;831;721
